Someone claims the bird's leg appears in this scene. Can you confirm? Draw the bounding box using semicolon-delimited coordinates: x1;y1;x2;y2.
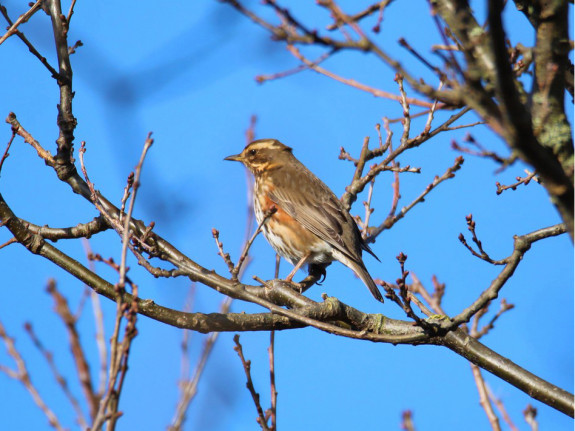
285;252;311;282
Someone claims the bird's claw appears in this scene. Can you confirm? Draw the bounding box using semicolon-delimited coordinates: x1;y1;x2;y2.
308;263;331;285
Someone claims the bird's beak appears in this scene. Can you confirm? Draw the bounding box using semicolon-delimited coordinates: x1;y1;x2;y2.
224;153;243;162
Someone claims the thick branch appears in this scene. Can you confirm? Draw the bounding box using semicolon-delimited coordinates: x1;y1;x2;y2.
512;0;574;97
443;329;573;417
488;0;574;239
43;0;77;178
1;189;572;415
20;215;109;240
530;0;573;179
430;0;497;81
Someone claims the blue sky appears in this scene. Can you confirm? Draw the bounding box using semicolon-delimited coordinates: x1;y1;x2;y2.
0;1;573;430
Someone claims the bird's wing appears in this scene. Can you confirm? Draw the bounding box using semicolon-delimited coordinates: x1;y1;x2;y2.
268;167;361;262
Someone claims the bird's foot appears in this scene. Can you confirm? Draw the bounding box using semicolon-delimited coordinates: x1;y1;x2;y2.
307;263;331;285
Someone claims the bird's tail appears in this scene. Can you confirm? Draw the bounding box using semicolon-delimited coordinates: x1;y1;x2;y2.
354;262;384;303
338;255;383;303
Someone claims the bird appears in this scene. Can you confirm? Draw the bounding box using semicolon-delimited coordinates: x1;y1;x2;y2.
224;138;384;302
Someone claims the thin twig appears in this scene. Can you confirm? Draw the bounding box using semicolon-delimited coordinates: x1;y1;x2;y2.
359;179;375;238
233;335;271;431
471;364;501;431
401;410;416;431
449;223;567;329
66;0;78;26
24;322;88;428
81;239;108;397
6;113;56;166
486;384;519;431
324;1;395;33
373;156;464;235
287;44;436;108
451;134;512;166
46;279;98;418
267;330;277;430
118;133;153;288
0;8;59;77
495;170;539;195
523;404;538;431
0;319;65;431
422;81;444;135
0;237;17;250
118;172;134;225
0;1;43;46
458;214;507;265
169;297;232;430
399;36;445;80
0;129;15;175
78;142;116;226
381;253;426;326
256;49;334;83
232;206;277;280
171;116;259;429
473;299;514;339
91;133;153;430
212;229;236;273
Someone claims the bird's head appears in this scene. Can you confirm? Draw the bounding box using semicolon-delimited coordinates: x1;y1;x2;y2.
224;139;293;174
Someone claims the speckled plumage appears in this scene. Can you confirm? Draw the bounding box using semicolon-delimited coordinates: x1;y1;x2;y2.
225;139;383;302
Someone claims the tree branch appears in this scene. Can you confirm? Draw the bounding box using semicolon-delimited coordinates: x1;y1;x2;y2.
449;223;567;329
488;0;574;239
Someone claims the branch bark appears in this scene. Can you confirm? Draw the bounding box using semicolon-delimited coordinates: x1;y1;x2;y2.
488;0;574;239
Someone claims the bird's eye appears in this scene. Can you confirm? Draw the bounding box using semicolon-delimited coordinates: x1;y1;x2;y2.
248;149;257;156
